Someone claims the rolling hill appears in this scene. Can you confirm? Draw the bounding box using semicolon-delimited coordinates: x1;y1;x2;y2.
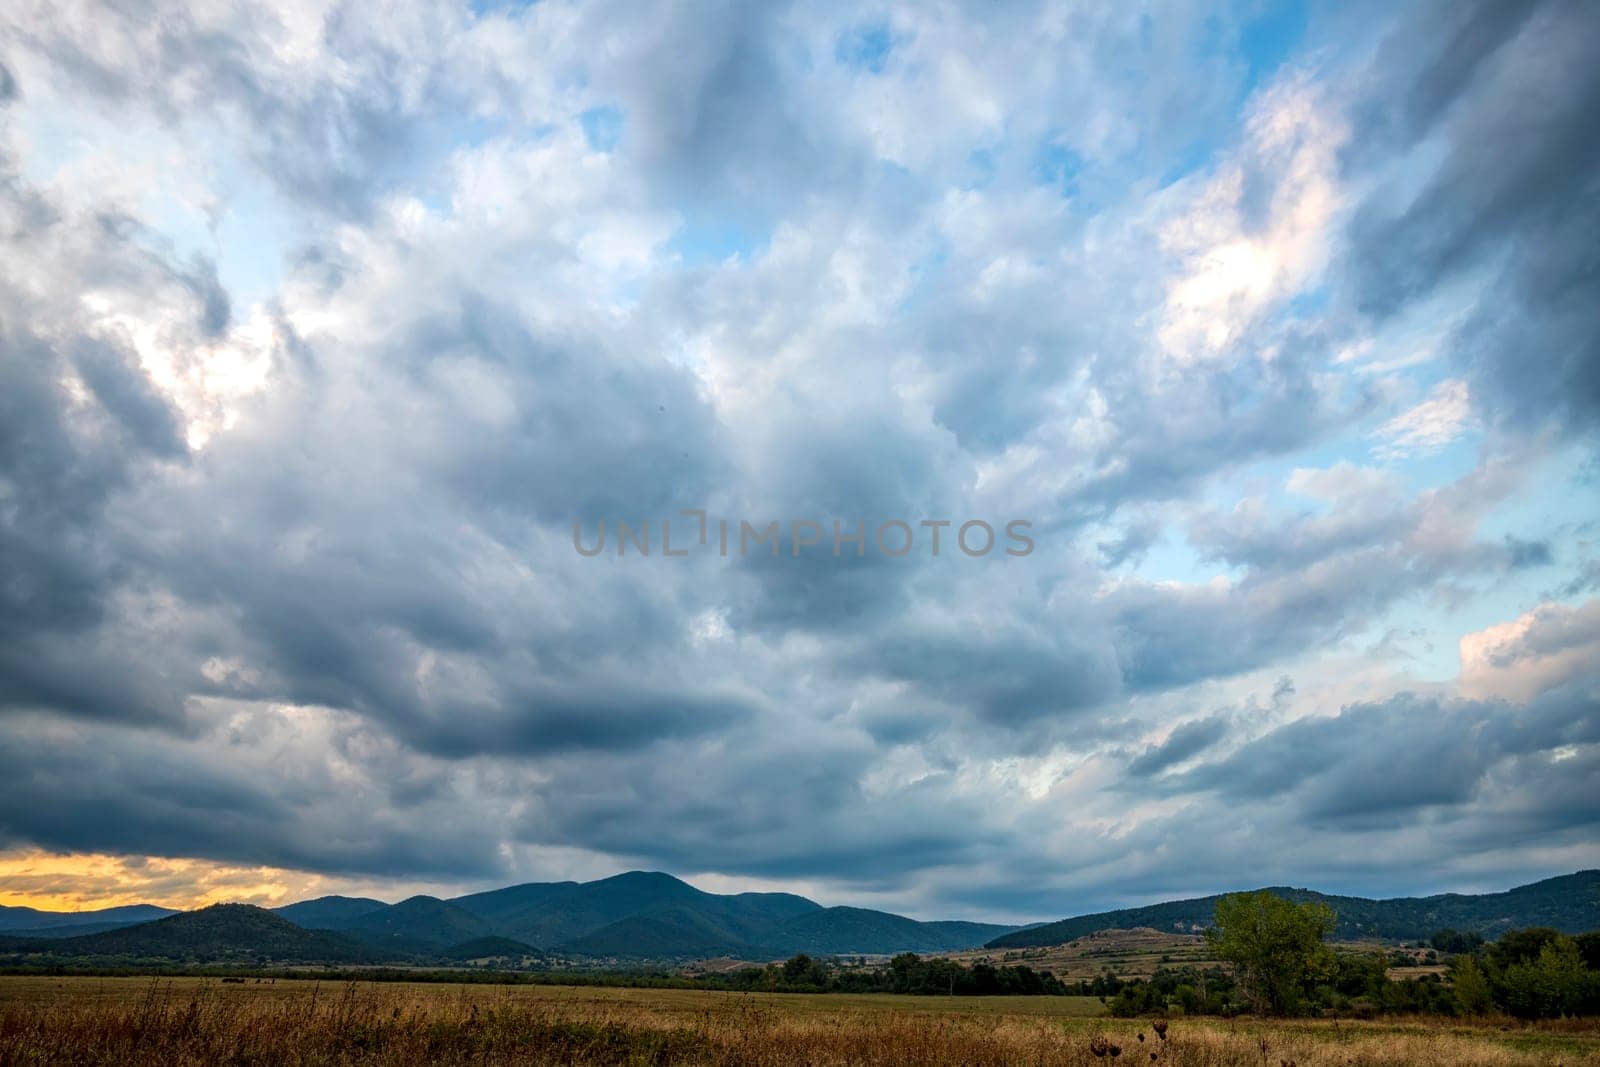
281;871;1014;959
338;895;494;951
271;895;386;929
13;904;380;963
8;869;1592;965
0;871;1013;963
558;904;757;958
756;907;1017;957
0;902;176;933
987;870;1600;948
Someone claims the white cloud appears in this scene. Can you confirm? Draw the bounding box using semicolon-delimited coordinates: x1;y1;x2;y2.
1460;598;1600;703
1374;378;1473;459
1159;76;1348;362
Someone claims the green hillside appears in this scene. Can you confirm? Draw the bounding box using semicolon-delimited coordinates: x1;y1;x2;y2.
12;869;1590;965
759;906;1017;956
446;882;582;925
987;870;1600;948
0;903;176;933
341;896;493;950
20;904;379;963
557;904;757;958
272;895;386;929
304;871;1006;959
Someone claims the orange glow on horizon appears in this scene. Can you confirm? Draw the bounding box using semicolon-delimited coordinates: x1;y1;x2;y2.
0;850;452;913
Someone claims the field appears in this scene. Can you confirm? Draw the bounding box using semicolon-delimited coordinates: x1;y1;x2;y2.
936;927;1217;980
1;976;1597;1065
935;927;1448;983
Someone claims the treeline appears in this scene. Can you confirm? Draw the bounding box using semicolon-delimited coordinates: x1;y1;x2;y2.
1453;928;1600;1019
1103;927;1600;1019
703;953;1069;995
0;954;1070;997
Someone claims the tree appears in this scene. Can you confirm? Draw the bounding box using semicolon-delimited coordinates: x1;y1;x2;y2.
1489;927;1561;970
1205;891;1336;1015
1430;928;1485;955
780;953;827;987
1574;931;1600;971
1450;955;1493;1015
1501;937;1592;1019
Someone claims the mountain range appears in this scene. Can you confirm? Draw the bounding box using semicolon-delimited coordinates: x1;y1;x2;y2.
2;869;1595;965
986;870;1600;948
0;904;378;963
0;871;1018;962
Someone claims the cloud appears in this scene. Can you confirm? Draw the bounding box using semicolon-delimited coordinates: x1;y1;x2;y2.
0;0;1595;920
1126;715;1230;777
1105;451;1537;692
1461;598;1600;703
1159;76;1345;362
1373;378;1472;459
1341;0;1600;434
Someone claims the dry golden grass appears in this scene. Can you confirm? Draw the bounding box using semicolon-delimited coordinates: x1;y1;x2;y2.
936;927;1445;986
0;976;1595;1066
937;927;1215;980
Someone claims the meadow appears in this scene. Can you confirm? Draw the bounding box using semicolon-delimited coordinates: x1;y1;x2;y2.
1;976;1597;1066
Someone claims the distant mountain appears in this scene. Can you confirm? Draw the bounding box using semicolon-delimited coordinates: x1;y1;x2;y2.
35;868;1591;965
558;904;760;959
447;881;582;926
758;907;1018;957
0;903;176;933
339;896;494;951
987;870;1600;949
13;904;380;963
292;870;1008;960
19;920;168;939
477;871;812;948
272;895;386;929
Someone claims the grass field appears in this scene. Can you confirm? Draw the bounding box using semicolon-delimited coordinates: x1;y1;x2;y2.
936;927;1217;980
0;975;1596;1065
934;927;1445;983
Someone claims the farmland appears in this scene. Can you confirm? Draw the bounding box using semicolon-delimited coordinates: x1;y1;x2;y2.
935;927;1217;981
1;975;1596;1066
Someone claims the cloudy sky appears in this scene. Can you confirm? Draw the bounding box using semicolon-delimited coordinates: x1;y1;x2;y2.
1;0;1597;921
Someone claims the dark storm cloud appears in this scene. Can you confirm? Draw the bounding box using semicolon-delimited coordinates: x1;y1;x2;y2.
852;618;1121;727
1343;0;1600;431
1171;681;1600;827
710;388;975;635
70;338;188;457
518;728;1009;885
0;172;217;728
0;715;508;879
1070;325;1363;520
400;292;729;525
1126;715;1229;776
616;0;838;218
401;682;752;758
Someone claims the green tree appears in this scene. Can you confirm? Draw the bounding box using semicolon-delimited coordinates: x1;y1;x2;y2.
1489;927;1561;970
1574;931;1600;971
1205;891;1336;1015
1451;955;1493;1015
780;953;828;987
1501;937;1590;1019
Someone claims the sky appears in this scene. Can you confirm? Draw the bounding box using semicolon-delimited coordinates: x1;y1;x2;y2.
0;0;1597;922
